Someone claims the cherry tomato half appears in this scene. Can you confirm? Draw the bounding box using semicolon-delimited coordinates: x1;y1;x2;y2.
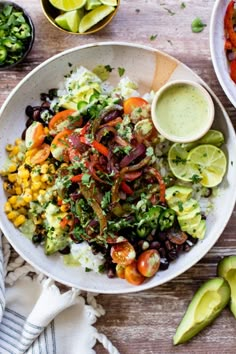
25;122;46;149
123;97;149;115
49;109;82;135
137;249;160;277
50;129;73;162
26;143;50;165
124;262;146;285
116;264;125;279
110;241;136;266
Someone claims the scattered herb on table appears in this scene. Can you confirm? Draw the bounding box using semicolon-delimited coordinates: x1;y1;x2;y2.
150;34;157;41
180;2;186;9
164;8;175;16
191;17;207;33
118;67;125;77
135;9;140;13
167;39;173;45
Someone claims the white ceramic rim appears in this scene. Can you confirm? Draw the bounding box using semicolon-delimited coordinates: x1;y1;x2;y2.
151;79;215;143
210;0;236;107
0;41;236;294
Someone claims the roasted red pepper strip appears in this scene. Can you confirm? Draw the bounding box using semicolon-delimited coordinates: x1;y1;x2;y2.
224;1;236;47
71;174;83;183
124;171;142;181
91;140;109;157
121;181;134;195
146;167;166;203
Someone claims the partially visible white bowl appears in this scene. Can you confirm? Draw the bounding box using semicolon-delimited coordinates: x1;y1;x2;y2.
0;42;236;294
210;0;236;107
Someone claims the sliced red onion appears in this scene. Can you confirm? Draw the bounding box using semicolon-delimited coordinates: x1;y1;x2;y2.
120;143;146;168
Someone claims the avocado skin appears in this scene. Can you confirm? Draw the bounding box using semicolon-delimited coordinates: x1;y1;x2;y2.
173;277;230;345
217;255;236;318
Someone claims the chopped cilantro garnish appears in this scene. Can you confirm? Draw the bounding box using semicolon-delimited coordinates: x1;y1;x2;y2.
191;174;202;183
191;18;207;33
104;65;114;72
164;8;175;16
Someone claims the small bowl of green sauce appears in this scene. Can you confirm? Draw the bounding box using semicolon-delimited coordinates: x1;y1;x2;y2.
151;80;215;143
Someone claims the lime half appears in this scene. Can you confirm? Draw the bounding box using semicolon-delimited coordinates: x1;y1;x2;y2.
49;0;86;11
79;5;114;33
188;144;227;187
168;143;200;182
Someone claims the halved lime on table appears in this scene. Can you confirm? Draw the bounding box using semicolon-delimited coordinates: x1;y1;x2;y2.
49;0;86;11
168;143;227;188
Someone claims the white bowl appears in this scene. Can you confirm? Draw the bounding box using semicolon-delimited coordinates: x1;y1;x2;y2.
210;0;236;107
1;42;236;294
151;80;215;143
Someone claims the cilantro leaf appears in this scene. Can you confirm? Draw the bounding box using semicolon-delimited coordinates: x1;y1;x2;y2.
150;34;157;41
191;18;207;33
118;67;125;77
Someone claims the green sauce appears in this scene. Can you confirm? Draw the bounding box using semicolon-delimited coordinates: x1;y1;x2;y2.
155;83;209;140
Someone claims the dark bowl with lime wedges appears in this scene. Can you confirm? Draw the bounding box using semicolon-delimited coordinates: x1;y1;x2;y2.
0;1;35;70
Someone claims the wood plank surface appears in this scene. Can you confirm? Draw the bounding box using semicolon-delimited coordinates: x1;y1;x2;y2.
1;1;236;353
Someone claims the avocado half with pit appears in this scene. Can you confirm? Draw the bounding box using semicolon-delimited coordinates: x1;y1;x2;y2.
173;277;230;345
217;255;236;318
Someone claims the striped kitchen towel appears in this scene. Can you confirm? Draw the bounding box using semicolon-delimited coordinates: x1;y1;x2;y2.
0;234;120;354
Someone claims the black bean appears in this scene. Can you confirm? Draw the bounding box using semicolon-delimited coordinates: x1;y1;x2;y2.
150;241;161;250
48;88;58;100
187;235;198;244
33;109;40;121
165;240;173;251
168;249;178;261
107;267;116;278
21;128;26;140
159;247;166;258
41;101;51;108
157;231;167;242
159;258;169;270
175;244;183;254
26;117;34;128
59;246;71;255
25;105;34;118
40;93;48;101
183;243;191;252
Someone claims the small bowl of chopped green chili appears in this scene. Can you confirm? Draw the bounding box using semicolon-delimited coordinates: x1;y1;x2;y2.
0;1;35;70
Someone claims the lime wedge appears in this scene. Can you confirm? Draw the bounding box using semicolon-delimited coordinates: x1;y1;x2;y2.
168;143;200;182
55;9;83;32
187;144;227;187
100;0;117;5
49;0;86;11
79;5;115;33
85;0;102;10
182;130;225;151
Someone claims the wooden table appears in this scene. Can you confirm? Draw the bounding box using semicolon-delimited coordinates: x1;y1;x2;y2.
1;1;236;353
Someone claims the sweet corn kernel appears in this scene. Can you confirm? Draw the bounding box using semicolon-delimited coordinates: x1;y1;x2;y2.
15;186;22;195
6;144;14;152
15;138;23;145
22;195;32;203
22;180;30;188
13;215;26;227
8;195;18;205
18;168;30;179
32;192;39;201
44;127;49;135
8;173;17;183
41;174;49;182
48;164;56;174
60;204;70;212
4;202;12;213
40;163;49;174
8;164;17;173
31;175;41;182
31;182;41;191
9;146;19;157
7;211;19;220
39;189;46;196
3;182;15;194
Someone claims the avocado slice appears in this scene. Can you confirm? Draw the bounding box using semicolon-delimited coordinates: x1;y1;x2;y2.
217;256;236;318
165;185;192;208
173;277;230;345
181;219;206;240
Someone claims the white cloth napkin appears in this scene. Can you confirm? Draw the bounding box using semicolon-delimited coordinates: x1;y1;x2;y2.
0;234;120;354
